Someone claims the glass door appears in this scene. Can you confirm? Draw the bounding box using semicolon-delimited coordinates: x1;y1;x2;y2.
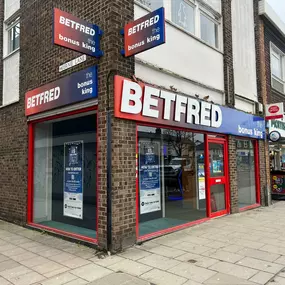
206;137;229;217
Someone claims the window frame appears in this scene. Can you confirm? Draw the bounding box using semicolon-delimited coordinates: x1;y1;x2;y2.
6;17;20;55
270;42;285;93
199;9;219;49
171;0;196;36
235;138;261;211
27;105;99;244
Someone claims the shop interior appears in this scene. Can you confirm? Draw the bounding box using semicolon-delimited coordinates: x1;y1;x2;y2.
33;113;97;239
236;140;257;208
138;126;207;237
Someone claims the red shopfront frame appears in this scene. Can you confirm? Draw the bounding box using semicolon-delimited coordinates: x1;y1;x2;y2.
237;139;261;212
27;106;98;244
136;124;261;241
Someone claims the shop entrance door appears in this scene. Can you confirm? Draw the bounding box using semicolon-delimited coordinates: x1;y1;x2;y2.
206;137;229;217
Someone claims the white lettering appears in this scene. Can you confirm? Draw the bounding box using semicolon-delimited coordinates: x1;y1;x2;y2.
128;15;160;35
160;91;176;120
59;16;65;24
27;98;31;109
121;80;142;114
27;87;61;109
200;101;211;127
187;98;200;124
174;95;187;122
142;86;159;118
58;15;95;36
211;104;222;128
54;87;60;99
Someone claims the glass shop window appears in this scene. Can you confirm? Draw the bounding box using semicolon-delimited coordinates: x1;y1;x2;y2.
138;126;206;237
33;113;97;239
236;139;257;208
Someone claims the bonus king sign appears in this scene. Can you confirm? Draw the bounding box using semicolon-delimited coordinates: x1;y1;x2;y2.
53;8;103;57
122;7;166;57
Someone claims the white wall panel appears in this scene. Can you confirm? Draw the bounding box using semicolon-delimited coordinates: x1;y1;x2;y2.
4;0;19;20
232;0;258;101
134;4;224;99
3;52;19;105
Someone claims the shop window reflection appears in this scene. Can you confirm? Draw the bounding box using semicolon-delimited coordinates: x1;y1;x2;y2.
138;126;206;237
236;140;256;208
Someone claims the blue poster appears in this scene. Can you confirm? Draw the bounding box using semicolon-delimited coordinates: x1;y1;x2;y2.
139;141;161;214
64;141;83;219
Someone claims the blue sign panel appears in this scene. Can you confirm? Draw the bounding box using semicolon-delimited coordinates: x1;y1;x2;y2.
123;7;165;57
64;141;84;219
26;66;97;116
218;107;265;139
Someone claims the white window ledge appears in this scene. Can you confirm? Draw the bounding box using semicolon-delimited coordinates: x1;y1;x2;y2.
3;47;19;60
0;99;19;109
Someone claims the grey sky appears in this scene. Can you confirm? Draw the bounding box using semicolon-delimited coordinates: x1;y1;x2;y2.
267;0;285;23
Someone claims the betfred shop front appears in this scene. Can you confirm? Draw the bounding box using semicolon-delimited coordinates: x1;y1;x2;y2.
26;67;99;244
114;76;265;241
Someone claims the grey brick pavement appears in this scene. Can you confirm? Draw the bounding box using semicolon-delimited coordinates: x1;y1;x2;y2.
1;202;285;284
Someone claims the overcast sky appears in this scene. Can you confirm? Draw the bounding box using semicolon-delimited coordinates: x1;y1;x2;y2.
267;0;285;23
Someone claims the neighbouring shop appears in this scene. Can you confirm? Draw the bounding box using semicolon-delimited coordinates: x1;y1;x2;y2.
26;67;98;243
268;119;285;197
236;139;259;209
114;75;265;240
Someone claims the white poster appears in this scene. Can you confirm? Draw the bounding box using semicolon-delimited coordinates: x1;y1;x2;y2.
198;163;206;200
63;141;84;219
139;141;161;214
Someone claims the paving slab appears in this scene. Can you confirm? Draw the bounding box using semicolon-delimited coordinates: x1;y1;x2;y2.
137;253;181;270
141;268;187;285
89;272;150;285
237;247;280;262
9;271;46;285
108;259;152;276
209;261;258;280
175;252;218;268
71;263;112;282
237;256;284;274
168;262;216;283
118;248;152;261
249;271;274;284
2;203;285;284
269;276;285;285
204;273;257;284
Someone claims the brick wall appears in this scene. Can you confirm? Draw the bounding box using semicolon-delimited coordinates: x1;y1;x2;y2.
0;0;27;224
228;136;239;213
0;0;3;106
0;0;136;250
254;2;271;206
258;140;268;206
263;18;285;104
222;0;235;107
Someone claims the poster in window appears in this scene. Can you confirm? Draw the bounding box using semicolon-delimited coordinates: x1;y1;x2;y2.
139;141;161;214
63;141;84;219
198;163;205;200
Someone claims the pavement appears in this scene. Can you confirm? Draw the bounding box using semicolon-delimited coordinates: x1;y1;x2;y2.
1;203;285;285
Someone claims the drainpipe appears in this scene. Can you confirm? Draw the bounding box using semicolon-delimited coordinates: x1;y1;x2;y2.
106;69;117;252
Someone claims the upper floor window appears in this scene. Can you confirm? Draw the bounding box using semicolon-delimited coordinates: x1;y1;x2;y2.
172;0;195;34
137;0;163;10
7;17;20;54
137;0;221;49
270;43;285;93
200;12;218;48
